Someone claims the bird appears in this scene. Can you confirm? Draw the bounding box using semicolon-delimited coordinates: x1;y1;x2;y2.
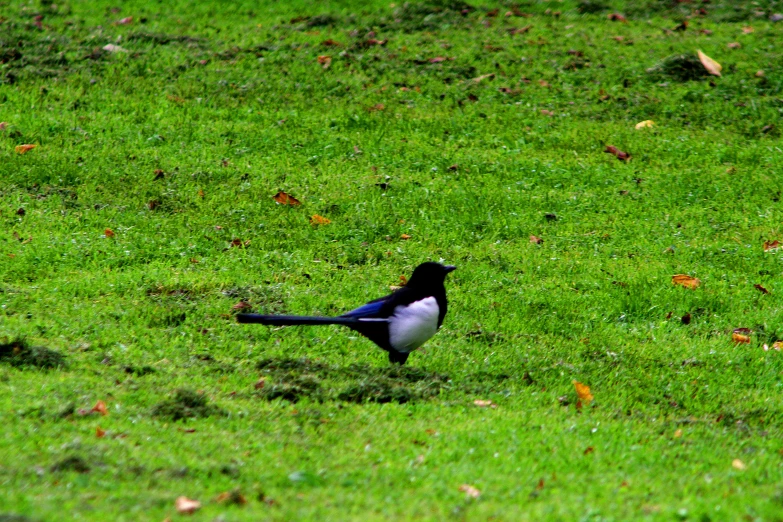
236;262;456;365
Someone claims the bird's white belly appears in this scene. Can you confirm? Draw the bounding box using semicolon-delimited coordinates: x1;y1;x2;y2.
388;296;440;353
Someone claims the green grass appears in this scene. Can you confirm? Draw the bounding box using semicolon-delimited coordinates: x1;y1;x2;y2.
2;0;783;519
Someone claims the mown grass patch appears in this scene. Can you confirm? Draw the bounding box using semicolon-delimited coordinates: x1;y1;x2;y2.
2;0;783;520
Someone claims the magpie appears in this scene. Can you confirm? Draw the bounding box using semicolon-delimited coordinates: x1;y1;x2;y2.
236;262;456;365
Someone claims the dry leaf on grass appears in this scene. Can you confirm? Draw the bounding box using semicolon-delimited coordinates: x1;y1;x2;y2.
697;50;722;76
458;484;481;499
310;214;331;226
470;73;495;84
530;235;543;244
672;274;700;289
604;145;630;161
102;44;127;53
608;13;627;22
400;234;411;240
232;301;251;311
732;459;747;470
96;426;106;438
635;120;655;129
0;122;8;131
15;144;37;154
317;55;331;69
473;399;495;408
104;228;115;238
732;328;751;344
763;240;780;251
273;191;301;206
754;284;769;294
215;490;248;505
573;381;594;404
175;496;201;514
508;25;532;35
91;400;108;416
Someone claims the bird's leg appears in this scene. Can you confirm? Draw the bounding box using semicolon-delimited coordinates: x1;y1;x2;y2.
388;351;410;365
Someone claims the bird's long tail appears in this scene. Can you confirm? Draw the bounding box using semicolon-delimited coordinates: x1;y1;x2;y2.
236;314;386;326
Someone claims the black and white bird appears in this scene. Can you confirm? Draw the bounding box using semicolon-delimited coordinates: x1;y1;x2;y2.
236;262;456;365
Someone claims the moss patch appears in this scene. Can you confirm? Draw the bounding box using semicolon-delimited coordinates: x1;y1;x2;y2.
151;389;224;421
0;339;66;369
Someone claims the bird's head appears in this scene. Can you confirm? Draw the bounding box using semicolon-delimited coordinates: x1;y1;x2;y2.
407;262;457;288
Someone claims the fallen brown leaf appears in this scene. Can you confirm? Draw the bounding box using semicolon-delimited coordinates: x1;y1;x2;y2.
473;399;494;408
697;49;722;76
400;234;411;240
317;55;331;69
673;20;688;31
573;381;594;404
754;284;769;294
91;400;108;416
321;39;341;47
538;79;550;87
254;378;266;390
458;484;481;499
608;13;627;22
15;144;37;154
508;25;532;35
773;341;783;351
540;109;554;116
0;122;8;131
175;496;201;514
583;446;594;455
273;191;301;206
215;490;247;505
153;169;165;180
673;429;683;438
429;56;448;63
732;328;751;344
741;26;754;34
96;426;106;438
368;103;385;112
310;214;331;226
530;235;543;244
727;42;741;49
114;16;133;25
604;145;630;161
672;274;700;289
635;120;655;129
764;240;780;252
232;301;252;311
104;228;115;238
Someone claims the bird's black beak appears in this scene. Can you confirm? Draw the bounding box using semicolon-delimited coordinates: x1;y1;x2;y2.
444;265;457;273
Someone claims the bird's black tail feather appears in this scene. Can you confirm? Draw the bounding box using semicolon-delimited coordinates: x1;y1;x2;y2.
236;314;361;326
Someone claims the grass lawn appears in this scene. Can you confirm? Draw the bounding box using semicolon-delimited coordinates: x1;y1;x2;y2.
2;0;783;519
